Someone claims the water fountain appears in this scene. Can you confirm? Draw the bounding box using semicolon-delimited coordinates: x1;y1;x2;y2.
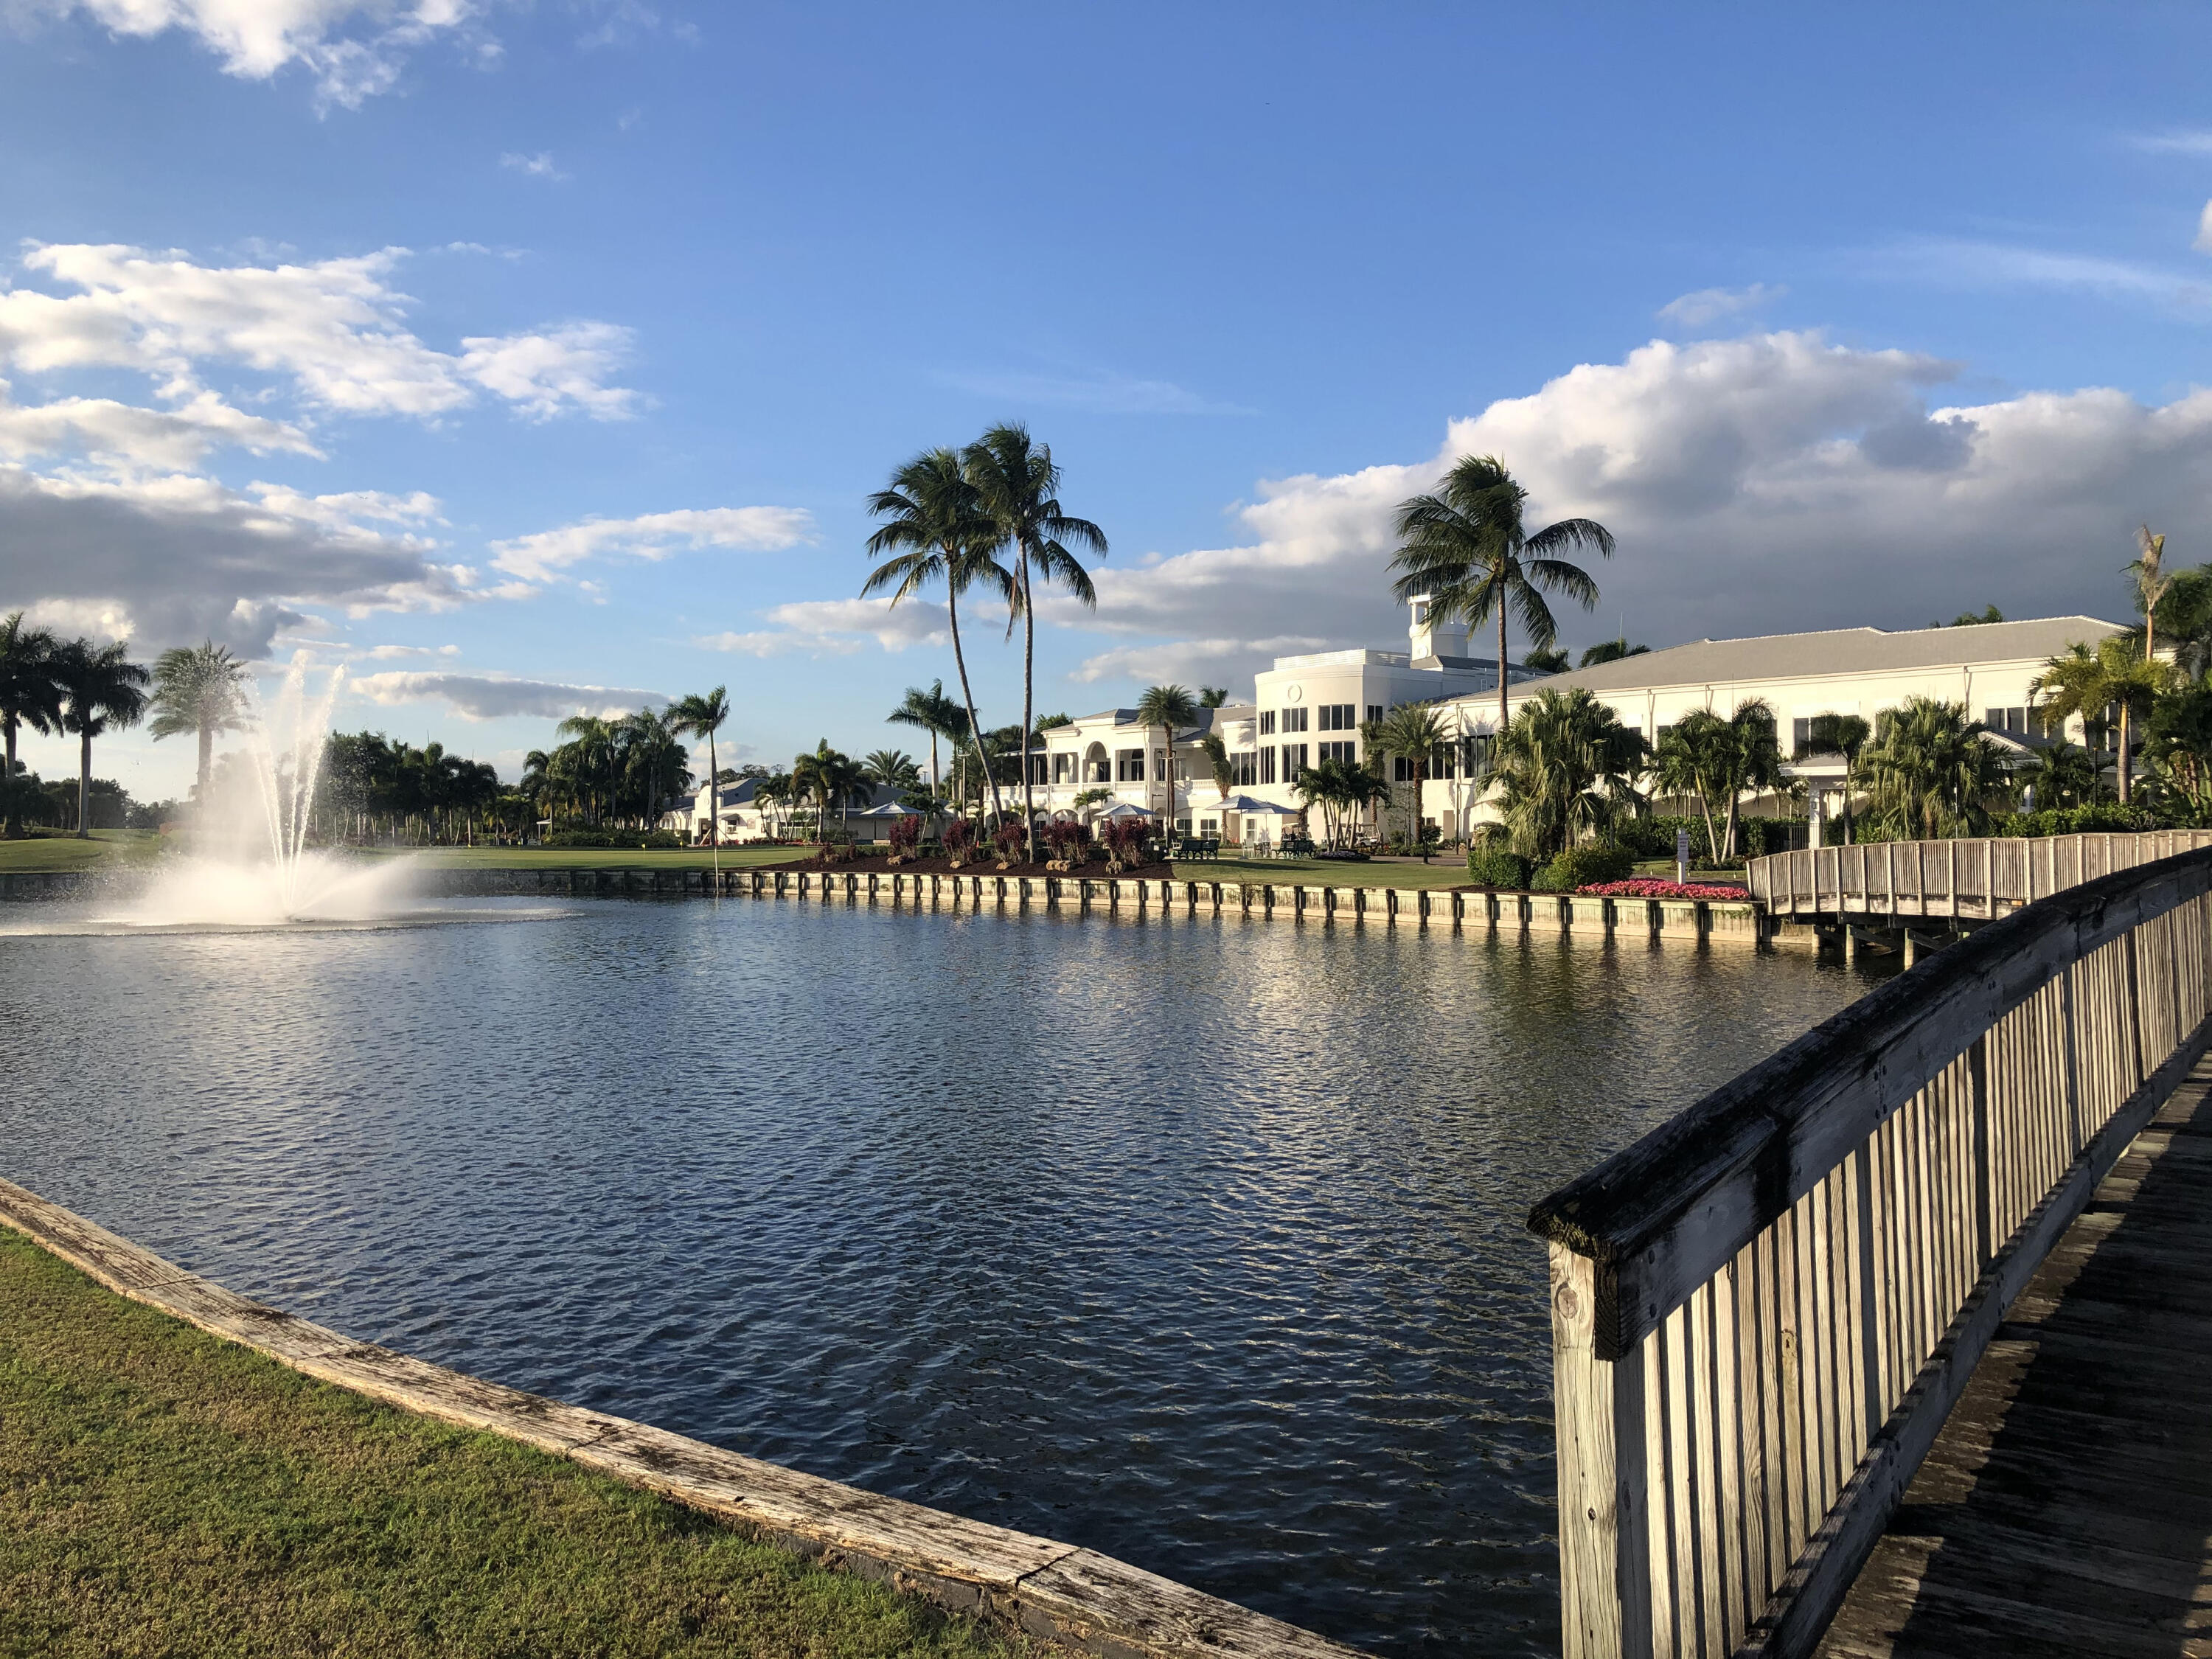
105;653;420;930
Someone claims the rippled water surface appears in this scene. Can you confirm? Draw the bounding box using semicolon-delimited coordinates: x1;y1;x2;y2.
0;895;1882;1655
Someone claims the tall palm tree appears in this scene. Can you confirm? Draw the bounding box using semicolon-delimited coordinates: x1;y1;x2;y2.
863;448;1013;827
863;749;922;791
2131;525;2173;664
888;680;965;801
668;686;731;865
790;740;866;843
1134;683;1199;846
963;422;1106;860
148;639;251;807
2034;637;2167;804
2148;563;2212;684
1199;686;1231;707
554;714;618;822
1855;698;2007;838
1373;701;1449;857
1487;686;1647;859
1804;712;1872;845
0;613;61;839
50;638;150;838
1389;453;1615;739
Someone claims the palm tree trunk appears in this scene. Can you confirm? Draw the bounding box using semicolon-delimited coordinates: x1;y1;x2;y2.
77;728;91;838
1019;545;1037;864
195;722;213;804
2119;704;2133;804
1498;606;1511;737
706;729;719;880
943;581;1004;827
2;717;17;838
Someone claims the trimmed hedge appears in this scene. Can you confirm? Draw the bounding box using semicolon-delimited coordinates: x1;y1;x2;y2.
1466;844;1533;889
1531;844;1636;891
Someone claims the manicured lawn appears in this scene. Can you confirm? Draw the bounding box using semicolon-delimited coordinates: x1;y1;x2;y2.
386;846;811;872
0;831;165;873
1172;856;1477;890
0;1228;1026;1659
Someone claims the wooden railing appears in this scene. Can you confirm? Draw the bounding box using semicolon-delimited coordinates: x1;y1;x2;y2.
1746;830;2212;921
1529;847;2212;1658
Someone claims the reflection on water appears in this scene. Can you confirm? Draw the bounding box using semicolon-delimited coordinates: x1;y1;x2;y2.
0;897;1880;1655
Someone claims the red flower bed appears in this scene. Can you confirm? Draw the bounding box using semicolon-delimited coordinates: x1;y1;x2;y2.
1576;879;1750;900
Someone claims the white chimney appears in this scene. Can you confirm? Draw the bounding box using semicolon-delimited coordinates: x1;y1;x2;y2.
1409;595;1468;661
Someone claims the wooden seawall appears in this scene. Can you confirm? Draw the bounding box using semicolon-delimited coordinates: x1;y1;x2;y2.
420;865;1771;948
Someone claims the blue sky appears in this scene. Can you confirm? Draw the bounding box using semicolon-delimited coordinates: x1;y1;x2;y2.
9;1;2212;797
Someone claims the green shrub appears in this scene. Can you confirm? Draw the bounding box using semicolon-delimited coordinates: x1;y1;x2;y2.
1466;844;1533;888
1531;843;1636;891
544;827;684;849
1988;802;2157;838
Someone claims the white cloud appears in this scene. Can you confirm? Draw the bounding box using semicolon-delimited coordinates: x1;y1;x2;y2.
2195;201;2212;256
26;0;486;108
491;505;815;580
0;243;636;421
498;150;567;181
1044;331;2212;682
1658;282;1784;330
1868;237;2212;310
695;597;948;657
0;381;318;467
2129;130;2212;156
1071;636;1326;688
350;670;664;720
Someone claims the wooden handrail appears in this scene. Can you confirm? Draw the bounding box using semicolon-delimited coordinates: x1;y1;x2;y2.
1746;829;2212;918
1531;846;2212;1658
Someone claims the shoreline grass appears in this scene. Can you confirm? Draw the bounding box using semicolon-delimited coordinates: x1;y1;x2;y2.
0;1228;1027;1659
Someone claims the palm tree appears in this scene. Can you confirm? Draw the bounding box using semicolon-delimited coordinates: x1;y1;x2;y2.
790;740;866;843
888;680;966;801
1290;755;1388;849
0;613;61;839
963;423;1106;860
863;448;1013;827
2026;739;2098;811
1486;686;1646;858
149;640;251;807
1198;686;1231;707
1652;699;1783;860
1197;731;1237;815
616;709;692;830
2034;637;2168;804
2131;525;2173;664
1373;701;1449;857
1134;684;1199;845
1804;712;1872;845
668;686;732;866
1854;698;2007;838
554;714;618;822
2148;563;2212;683
863;749;922;791
1579;639;1649;668
50;638;150;838
1389;453;1615;740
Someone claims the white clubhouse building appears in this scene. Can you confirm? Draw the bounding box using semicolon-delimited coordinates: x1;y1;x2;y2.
676;603;2130;845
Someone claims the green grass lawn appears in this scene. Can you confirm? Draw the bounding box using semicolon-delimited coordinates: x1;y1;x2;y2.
0;830;166;873
386;845;811;872
0;1228;1027;1659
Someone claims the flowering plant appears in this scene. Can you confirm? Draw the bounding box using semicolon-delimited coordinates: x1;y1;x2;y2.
1576;879;1749;900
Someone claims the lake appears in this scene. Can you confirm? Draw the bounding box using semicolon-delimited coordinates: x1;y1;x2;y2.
0;894;1882;1655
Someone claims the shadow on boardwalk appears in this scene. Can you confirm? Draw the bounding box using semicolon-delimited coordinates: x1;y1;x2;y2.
1820;1059;2212;1659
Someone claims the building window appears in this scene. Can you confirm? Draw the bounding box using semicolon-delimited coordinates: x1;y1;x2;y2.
1430;745;1456;779
1319;740;1356;763
1982;706;2029;735
1281;742;1309;776
1464;735;1492;773
1318;703;1357;731
1393;756;1415;782
1259;710;1276;736
1116;748;1145;782
1366;704;1383;726
1052;753;1073;785
1259;747;1278;785
1232;749;1257;786
1280;706;1309;733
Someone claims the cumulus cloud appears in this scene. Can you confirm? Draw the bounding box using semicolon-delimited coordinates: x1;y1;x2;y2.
491;505;816;581
22;0;487;108
1658;282;1784;330
0;243;636;420
350;670;664;720
1045;331;2212;681
696;597;949;657
0;462;462;655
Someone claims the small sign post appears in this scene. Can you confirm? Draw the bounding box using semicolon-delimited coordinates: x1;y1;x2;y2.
1675;828;1691;887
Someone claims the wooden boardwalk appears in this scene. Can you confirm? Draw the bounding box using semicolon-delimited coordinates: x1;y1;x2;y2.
1818;1054;2212;1659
